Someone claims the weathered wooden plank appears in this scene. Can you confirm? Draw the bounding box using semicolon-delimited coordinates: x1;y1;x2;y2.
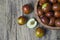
0;0;60;40
15;0;39;40
8;1;17;40
0;0;8;40
0;0;17;40
6;0;17;40
15;0;58;40
56;30;60;40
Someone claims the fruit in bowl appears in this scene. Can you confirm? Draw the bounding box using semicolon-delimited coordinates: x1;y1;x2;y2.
37;7;44;16
55;19;60;27
35;0;60;29
53;3;60;11
49;17;56;26
54;11;60;18
49;0;57;3
45;12;54;18
58;0;60;3
42;3;52;13
40;16;49;25
39;0;48;6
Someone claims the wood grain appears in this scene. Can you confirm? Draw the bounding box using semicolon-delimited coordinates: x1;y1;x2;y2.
0;0;60;40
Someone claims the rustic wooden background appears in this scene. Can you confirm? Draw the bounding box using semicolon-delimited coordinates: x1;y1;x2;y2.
0;0;60;40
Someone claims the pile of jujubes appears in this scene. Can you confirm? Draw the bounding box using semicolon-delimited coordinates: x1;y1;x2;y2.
17;0;60;38
37;0;60;27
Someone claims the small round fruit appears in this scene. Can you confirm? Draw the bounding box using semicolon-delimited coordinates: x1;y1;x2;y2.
53;3;60;11
35;27;45;38
41;16;49;25
22;4;32;14
37;7;44;16
55;19;60;27
49;17;55;26
38;2;43;6
42;3;52;13
49;0;57;3
39;0;48;4
17;16;27;25
54;11;60;18
27;18;37;28
58;0;60;3
45;12;54;18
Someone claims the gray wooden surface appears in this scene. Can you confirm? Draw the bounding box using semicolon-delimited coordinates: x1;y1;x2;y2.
0;0;60;40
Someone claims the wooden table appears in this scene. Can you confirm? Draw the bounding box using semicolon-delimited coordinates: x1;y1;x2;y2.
0;0;60;40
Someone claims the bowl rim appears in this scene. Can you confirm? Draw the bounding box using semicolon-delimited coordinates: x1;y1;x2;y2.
34;0;60;30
